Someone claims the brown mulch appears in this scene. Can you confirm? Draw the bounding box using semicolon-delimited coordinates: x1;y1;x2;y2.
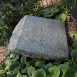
65;21;77;37
0;46;7;64
65;21;77;52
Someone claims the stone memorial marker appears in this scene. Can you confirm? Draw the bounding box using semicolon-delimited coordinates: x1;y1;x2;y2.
8;15;68;60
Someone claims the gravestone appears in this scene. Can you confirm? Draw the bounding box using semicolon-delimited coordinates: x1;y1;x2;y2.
8;15;68;60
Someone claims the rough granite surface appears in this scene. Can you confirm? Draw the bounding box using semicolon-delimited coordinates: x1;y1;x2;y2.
8;15;69;60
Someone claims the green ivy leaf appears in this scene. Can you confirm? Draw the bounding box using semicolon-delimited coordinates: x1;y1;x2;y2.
51;68;60;77
10;54;19;61
65;69;75;77
32;69;46;77
71;48;77;61
48;65;57;73
27;66;36;76
74;63;77;72
9;61;21;71
21;62;31;74
46;73;52;77
35;60;45;67
75;72;77;77
43;7;60;18
48;65;60;77
47;76;51;77
16;73;22;77
55;15;61;20
5;60;12;71
5;59;12;65
60;13;66;21
72;32;77;48
21;68;27;73
0;70;5;76
45;63;52;69
55;13;66;21
21;56;27;64
58;62;70;77
7;72;14;77
5;66;10;71
11;69;20;74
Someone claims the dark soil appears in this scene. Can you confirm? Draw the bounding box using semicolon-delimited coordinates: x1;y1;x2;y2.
65;21;76;37
65;21;77;53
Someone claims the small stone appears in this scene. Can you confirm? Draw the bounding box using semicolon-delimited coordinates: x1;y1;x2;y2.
8;15;68;60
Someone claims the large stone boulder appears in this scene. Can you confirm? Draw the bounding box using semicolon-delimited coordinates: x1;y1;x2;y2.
8;15;68;60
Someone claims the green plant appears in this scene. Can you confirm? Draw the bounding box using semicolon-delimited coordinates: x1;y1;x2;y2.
41;6;67;21
0;25;8;45
42;7;60;18
42;0;76;21
32;69;46;77
57;0;76;22
4;31;77;77
27;66;36;76
41;1;67;21
59;0;76;14
0;0;42;40
72;32;77;48
55;13;66;21
0;64;6;77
